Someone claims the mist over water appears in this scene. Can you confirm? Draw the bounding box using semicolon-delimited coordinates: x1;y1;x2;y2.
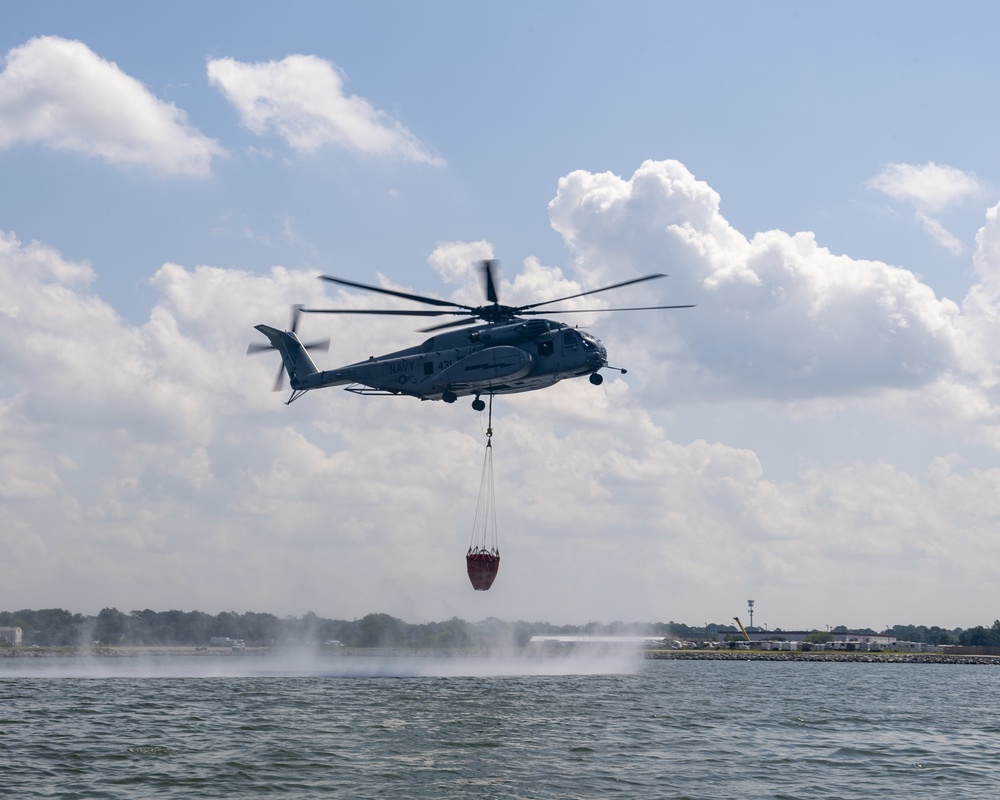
0;647;641;679
3;656;999;799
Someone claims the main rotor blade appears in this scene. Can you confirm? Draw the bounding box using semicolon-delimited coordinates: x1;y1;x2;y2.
418;316;479;333
299;307;454;317
519;304;695;315
517;273;668;312
479;259;500;304
318;275;472;310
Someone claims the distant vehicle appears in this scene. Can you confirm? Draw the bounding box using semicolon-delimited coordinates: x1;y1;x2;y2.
249;260;692;410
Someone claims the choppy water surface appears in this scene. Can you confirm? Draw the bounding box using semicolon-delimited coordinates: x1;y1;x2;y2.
2;653;999;799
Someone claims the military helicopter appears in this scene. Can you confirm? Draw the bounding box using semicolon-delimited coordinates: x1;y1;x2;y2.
248;260;692;410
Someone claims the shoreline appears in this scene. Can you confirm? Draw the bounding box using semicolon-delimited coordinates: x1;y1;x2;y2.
3;646;999;665
645;649;1000;665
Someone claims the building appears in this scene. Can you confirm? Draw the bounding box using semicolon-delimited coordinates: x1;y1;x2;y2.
529;635;665;647
716;630;897;647
0;626;22;646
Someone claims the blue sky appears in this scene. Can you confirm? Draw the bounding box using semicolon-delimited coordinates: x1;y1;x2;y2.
3;2;1000;631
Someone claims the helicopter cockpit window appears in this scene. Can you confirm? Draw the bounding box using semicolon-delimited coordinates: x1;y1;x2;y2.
538;340;554;356
562;331;577;346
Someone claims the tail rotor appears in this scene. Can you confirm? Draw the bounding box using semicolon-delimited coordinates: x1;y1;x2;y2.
247;305;330;391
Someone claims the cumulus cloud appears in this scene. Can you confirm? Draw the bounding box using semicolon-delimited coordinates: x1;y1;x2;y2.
0;36;224;177
207;54;444;165
867;162;987;253
956;202;1000;394
550;160;962;403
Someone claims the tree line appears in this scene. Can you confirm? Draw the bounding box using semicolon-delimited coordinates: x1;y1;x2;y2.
1;608;998;649
0;609;669;648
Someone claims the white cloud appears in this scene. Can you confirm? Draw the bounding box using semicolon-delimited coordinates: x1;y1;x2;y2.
915;212;965;255
207;54;444;165
428;240;493;285
954;202;1000;401
868;162;984;212
550;160;962;403
0;36;224;177
867;162;987;253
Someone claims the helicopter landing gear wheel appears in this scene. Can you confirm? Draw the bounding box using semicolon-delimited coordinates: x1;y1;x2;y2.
589;372;604;385
472;396;486;412
442;390;457;404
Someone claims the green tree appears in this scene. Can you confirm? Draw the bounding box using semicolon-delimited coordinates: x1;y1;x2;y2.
94;608;127;645
358;613;406;647
15;609;85;645
959;626;991;646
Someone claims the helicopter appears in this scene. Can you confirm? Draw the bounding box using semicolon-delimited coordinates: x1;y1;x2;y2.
248;260;693;410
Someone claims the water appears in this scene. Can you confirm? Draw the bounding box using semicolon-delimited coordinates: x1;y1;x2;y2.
2;654;999;798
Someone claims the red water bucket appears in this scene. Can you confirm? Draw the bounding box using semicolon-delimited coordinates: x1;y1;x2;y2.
466;550;500;591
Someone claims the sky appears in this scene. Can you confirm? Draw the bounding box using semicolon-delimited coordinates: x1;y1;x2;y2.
2;2;1000;631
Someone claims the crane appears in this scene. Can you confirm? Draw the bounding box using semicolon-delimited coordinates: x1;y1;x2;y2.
733;617;751;642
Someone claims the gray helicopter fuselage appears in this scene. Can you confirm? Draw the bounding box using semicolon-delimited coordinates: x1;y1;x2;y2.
301;318;607;400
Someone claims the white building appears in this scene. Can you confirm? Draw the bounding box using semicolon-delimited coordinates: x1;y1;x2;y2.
529;635;665;647
0;626;22;646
